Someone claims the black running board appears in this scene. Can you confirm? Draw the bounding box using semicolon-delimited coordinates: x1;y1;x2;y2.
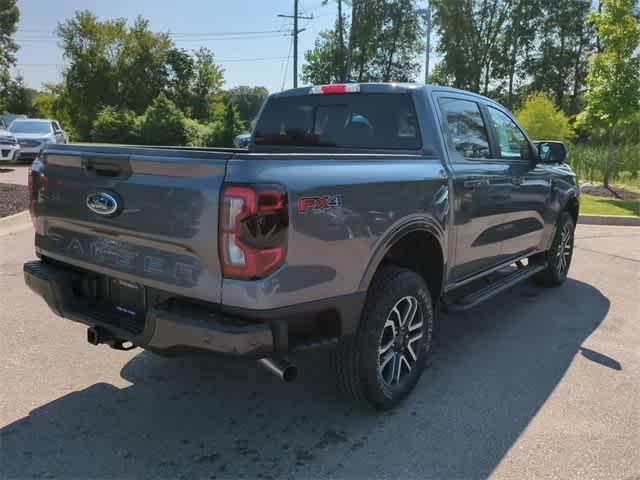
444;263;546;312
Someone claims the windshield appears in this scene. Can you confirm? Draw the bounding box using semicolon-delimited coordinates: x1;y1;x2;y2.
254;93;421;150
9;121;52;135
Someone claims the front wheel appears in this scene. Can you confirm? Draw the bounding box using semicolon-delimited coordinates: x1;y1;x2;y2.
534;211;575;287
332;266;434;410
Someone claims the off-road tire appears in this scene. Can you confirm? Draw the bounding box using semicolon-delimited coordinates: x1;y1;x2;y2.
332;266;434;410
533;211;575;287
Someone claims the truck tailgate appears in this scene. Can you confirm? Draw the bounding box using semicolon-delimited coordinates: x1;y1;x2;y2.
32;145;233;304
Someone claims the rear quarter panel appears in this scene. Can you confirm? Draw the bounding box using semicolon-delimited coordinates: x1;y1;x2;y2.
221;155;449;309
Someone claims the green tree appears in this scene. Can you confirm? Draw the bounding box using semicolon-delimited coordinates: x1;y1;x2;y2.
139;93;186;145
91;106;140;144
219;102;243;147
190;48;225;121
431;0;512;94
116;16;173;114
491;0;541;108
515;92;574;142
303;0;424;84
577;0;640;188
57;10;127;139
32;83;76;138
3;75;36;115
525;0;594;114
56;12;223;138
165;48;195;113
0;0;19;101
225;86;269;125
303;29;345;84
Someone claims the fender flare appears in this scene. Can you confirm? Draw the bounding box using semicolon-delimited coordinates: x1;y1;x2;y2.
562;190;580;213
357;215;447;293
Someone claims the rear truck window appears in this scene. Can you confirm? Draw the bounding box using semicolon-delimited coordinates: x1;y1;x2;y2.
253;93;421;150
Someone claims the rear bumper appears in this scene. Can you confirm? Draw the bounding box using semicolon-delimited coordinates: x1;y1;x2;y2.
23;260;365;356
23;260;273;356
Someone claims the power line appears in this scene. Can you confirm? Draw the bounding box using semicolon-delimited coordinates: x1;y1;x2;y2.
16;56;292;69
16;29;288;39
281;36;294;91
15;34;290;46
172;33;288;42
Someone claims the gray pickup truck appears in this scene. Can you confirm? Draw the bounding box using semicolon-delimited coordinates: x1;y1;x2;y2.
23;83;579;409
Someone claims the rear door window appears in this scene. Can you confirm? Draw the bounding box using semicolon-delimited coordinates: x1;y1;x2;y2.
254;94;421;150
438;98;491;159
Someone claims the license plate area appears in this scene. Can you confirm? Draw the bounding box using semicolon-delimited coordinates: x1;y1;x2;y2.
109;278;146;319
68;269;149;335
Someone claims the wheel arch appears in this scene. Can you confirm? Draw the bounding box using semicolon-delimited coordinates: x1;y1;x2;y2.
359;219;446;304
565;194;579;225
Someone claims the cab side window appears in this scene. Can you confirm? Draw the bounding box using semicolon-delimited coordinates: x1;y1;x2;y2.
439;98;491;159
487;107;531;160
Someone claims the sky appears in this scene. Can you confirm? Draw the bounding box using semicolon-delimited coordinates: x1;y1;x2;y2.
13;0;433;94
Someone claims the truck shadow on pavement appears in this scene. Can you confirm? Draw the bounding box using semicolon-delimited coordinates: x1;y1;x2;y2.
1;279;612;479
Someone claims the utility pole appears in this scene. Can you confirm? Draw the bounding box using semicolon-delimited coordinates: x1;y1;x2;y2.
294;0;299;88
345;0;357;81
338;0;344;81
278;1;313;88
424;1;432;84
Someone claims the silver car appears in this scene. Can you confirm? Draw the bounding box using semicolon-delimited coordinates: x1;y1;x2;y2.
0;119;21;163
9;119;68;160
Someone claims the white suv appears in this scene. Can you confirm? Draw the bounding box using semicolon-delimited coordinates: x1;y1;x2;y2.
0;120;21;163
9;119;68;161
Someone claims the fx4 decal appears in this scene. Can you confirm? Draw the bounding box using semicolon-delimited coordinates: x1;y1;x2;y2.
298;194;342;214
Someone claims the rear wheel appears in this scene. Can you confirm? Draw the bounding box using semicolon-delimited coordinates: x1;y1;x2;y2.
534;211;575;287
333;266;434;410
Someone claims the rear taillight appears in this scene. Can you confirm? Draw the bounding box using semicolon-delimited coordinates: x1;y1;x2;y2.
220;185;288;279
28;166;37;230
28;159;46;233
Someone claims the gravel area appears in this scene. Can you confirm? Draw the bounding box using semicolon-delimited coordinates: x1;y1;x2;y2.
0;183;29;218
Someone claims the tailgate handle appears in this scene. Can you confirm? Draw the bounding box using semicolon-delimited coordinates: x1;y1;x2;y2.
82;154;132;177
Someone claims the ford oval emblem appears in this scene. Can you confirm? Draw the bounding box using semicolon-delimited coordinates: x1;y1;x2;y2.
86;192;119;216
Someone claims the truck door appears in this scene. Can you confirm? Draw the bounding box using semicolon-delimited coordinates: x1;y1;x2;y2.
484;106;550;262
435;94;515;281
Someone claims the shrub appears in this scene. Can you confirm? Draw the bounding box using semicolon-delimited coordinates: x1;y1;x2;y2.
204;121;224;147
183;118;212;147
220;102;244;147
139;93;186;146
515;92;574;143
91;106;140;144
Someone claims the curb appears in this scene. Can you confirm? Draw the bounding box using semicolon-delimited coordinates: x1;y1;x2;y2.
0;210;31;235
579;214;640;226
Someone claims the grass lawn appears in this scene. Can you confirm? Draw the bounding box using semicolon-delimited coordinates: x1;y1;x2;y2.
580;194;640;217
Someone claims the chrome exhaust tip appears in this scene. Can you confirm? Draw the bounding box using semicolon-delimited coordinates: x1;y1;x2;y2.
258;357;298;382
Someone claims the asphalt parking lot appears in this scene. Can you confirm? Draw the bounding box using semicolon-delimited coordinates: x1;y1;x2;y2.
0;164;29;187
1;224;638;480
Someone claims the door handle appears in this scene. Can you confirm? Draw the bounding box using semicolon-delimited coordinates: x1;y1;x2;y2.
463;179;488;189
511;177;523;187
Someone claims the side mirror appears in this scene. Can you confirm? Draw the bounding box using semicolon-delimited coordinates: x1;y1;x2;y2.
534;141;568;163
